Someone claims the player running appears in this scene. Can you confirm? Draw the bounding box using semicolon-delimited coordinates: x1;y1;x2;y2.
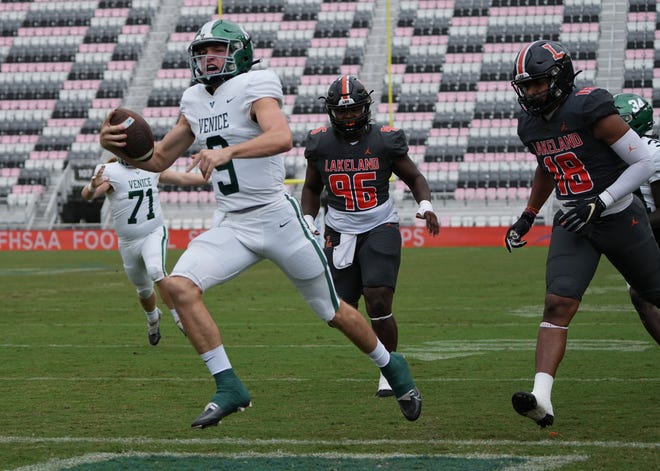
504;40;660;427
82;157;206;343
99;19;422;428
302;74;439;397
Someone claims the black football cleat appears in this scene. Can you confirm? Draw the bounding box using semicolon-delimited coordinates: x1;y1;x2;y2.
380;352;422;421
396;387;422;421
191;400;252;429
512;391;554;428
147;309;161;346
191;372;252;430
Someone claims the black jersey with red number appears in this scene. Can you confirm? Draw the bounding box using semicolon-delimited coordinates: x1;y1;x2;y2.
304;124;408;212
517;87;627;201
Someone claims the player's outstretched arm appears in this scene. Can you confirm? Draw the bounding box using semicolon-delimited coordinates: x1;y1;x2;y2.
159;167;207;186
81;165;110;201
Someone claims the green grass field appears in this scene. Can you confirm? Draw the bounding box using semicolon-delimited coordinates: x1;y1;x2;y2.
0;248;658;470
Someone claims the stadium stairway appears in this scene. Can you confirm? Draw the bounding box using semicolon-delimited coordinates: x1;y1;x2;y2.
595;0;627;92
360;0;399;106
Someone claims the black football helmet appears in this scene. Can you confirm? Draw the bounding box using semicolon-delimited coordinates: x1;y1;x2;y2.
511;40;579;116
188;19;254;86
322;75;373;139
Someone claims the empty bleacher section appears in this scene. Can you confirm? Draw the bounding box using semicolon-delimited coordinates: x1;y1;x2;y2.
0;0;158;227
0;0;651;229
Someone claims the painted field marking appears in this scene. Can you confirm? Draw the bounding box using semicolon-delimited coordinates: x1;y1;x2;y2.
405;338;653;360
6;451;588;471
0;267;110;277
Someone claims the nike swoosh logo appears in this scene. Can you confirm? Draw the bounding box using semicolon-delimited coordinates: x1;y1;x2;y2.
226;96;237;103
279;221;290;228
585;202;596;222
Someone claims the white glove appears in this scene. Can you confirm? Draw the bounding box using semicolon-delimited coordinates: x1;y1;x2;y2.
303;215;320;235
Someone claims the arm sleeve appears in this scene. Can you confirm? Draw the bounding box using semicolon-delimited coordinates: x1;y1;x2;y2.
605;128;655;202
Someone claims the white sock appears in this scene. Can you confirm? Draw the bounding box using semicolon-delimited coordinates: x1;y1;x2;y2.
368;341;390;368
170;308;181;323
146;308;159;323
201;345;232;375
532;372;554;414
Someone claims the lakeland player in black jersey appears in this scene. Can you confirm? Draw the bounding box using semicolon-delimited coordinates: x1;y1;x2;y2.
504;40;660;428
302;75;439;397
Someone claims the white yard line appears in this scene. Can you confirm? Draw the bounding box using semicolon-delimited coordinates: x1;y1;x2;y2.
1;435;657;449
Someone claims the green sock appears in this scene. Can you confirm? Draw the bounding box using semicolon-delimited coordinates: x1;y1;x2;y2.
213;368;237;389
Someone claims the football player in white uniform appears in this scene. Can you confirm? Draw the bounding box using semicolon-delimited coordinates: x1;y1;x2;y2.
614;92;660;344
99;19;422;428
82;157;206;345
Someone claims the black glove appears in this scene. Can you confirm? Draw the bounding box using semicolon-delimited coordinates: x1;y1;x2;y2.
505;208;537;252
557;195;606;233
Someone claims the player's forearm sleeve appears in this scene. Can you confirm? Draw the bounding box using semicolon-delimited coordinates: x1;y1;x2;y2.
607;128;655;201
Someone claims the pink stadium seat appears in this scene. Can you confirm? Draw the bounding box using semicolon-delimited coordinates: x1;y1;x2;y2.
91;98;122;110
516;187;530;200
79;43;115;54
166;192;179;204
157;68;190;79
411;35;448;46
321;2;357;11
184;0;215;5
340;65;360;75
506;187;518;200
94;8;131;18
268;57;306;68
0;1;30;12
107;61;137;71
311;38;348;48
170;32;194;43
188;191;201;204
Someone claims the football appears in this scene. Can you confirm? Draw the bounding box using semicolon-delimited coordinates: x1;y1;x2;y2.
109;107;154;162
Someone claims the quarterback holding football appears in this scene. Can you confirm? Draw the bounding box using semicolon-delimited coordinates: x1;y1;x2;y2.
100;19;422;429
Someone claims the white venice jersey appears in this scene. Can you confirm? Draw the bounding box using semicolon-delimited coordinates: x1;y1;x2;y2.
96;162;164;239
181;69;287;212
639;136;660;212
